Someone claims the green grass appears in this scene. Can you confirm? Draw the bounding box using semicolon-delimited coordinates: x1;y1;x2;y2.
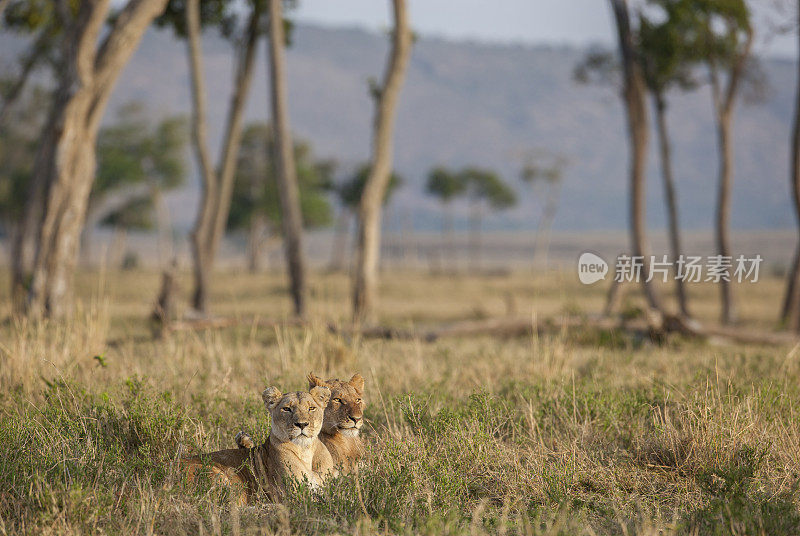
0;269;799;534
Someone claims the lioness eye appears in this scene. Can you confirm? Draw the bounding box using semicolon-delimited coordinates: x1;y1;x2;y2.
357;399;362;403
334;398;343;404
281;407;291;412
309;407;316;411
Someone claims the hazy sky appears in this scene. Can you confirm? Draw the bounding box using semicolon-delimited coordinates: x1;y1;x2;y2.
292;0;798;58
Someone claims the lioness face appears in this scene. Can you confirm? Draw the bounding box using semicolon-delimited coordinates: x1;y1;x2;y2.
263;386;331;448
308;373;365;437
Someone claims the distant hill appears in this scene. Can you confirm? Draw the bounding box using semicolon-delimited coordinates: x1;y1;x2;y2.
1;24;797;232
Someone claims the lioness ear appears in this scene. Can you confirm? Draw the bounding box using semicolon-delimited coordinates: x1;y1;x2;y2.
309;386;331;407
349;373;365;393
262;387;282;409
307;372;327;389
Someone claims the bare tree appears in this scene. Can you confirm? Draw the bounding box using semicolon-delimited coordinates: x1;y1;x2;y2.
783;0;800;330
608;0;663;315
25;0;168;318
679;0;754;325
183;0;261;313
352;0;413;323
521;152;567;269
266;0;307;317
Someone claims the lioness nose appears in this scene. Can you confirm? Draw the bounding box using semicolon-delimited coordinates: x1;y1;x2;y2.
295;422;309;430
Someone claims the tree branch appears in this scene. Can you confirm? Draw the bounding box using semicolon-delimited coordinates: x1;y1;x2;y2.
89;0;169;131
84;182;154;230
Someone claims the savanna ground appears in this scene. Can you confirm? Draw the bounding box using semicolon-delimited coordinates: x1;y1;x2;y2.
1;267;800;535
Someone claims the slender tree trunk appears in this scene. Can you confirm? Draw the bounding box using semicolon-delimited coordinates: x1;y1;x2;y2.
266;0;307;318
352;0;412;323
468;199;482;273
153;188;174;266
186;0;259;313
329;210;350;272
609;0;662;314
708;32;752;326
185;0;217;313
11;123;52;312
782;2;800;331
247;214;266;273
26;0;168;318
445;201;455;272
111;225;127;268
209;4;261;262
715;110;736;324
654;93;690;317
538;181;560;269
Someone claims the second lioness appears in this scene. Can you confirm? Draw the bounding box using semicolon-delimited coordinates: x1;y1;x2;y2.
238;372;366;473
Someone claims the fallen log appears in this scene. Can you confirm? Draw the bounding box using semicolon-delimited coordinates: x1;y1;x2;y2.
154;311;799;348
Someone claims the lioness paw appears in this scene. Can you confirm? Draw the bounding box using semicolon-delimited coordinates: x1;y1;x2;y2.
235;430;256;449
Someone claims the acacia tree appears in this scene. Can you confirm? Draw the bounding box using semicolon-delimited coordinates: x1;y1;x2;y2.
460;167;517;272
266;0;307;317
0;85;47;309
520;152;567;269
691;0;753;325
329;164;402;273
158;0;263;314
638;0;698;318
227;123;334;272
24;0;169;318
783;0;800;330
86;102;187;266
88;102;187;232
426;167;466;272
608;0;663;315
352;0;413;323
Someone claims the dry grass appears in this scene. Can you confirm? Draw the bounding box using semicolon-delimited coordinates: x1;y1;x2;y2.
1;268;799;535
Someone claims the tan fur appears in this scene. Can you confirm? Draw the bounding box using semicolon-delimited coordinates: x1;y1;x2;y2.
307;372;366;473
181;385;333;504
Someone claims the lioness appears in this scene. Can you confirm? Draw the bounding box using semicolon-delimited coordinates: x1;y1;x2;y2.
182;385;334;504
307;372;366;473
238;373;366;473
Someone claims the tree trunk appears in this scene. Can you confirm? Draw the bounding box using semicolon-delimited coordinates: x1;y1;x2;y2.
715;111;736;324
186;0;260;314
782;3;800;331
26;0;168;318
609;0;662;315
111;225;128;268
708;32;752;326
209;3;261;263
654;93;690;318
468;199;482;273
328;210;350;272
537;181;560;269
445;202;456;273
153;188;173;266
247;214;266;273
186;0;218;314
267;0;307;318
351;0;412;323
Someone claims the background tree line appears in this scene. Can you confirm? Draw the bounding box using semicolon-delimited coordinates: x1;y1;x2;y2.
1;0;799;336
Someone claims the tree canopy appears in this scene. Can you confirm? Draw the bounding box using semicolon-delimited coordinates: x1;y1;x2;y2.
336;164;403;211
460;167;517;210
227;122;335;233
92;102;188;231
426;166;466;204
